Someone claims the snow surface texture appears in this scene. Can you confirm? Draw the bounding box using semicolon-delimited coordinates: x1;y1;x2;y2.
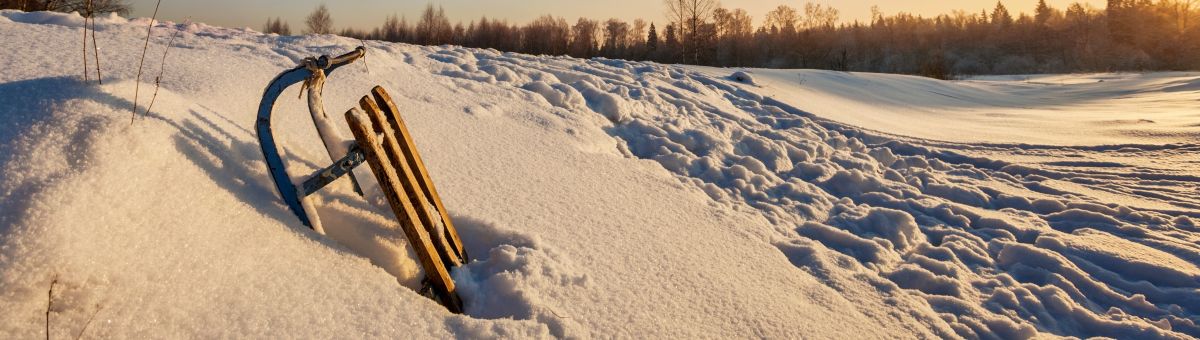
687;67;1200;146
2;10;1199;339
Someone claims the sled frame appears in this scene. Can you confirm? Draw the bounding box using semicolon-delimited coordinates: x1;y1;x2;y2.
255;47;365;229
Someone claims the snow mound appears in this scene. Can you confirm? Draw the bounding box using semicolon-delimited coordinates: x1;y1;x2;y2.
2;10;1199;339
730;71;757;85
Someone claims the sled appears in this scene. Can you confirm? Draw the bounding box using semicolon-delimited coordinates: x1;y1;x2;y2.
256;48;466;313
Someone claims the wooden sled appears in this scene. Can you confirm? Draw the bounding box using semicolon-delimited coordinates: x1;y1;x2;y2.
255;48;467;312
346;87;467;313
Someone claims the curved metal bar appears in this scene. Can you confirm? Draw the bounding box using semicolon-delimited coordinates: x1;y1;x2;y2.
255;47;366;228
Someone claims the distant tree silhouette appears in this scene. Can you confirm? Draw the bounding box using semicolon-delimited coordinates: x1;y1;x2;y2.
992;1;1014;27
570;18;600;58
377;14;409;42
305;4;333;35
1035;0;1054;26
416;4;452;45
662;23;679;62
646;22;659;55
263;17;291;35
522;15;569;55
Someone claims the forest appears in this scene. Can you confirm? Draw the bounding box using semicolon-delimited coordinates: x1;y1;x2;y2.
0;0;128;14
299;0;1200;78
3;0;1197;77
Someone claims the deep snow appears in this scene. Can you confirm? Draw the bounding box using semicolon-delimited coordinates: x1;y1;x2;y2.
2;10;1199;339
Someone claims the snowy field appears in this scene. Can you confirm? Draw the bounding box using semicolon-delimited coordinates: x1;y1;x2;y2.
689;68;1200;146
1;10;1199;339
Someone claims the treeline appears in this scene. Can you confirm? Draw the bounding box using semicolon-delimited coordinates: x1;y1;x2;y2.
1;0;129;14
279;0;1200;77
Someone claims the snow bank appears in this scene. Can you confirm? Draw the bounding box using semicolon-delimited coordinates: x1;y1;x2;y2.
2;10;1198;339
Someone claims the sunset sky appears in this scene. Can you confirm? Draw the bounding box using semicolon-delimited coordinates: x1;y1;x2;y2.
127;0;1106;31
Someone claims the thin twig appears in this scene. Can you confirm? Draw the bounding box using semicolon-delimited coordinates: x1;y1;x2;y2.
132;0;161;125
74;304;104;340
45;274;58;340
545;307;569;319
145;18;188;116
90;0;102;84
82;6;88;83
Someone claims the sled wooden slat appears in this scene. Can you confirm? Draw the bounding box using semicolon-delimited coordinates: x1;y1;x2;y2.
345;108;463;313
359;96;462;268
369;86;468;262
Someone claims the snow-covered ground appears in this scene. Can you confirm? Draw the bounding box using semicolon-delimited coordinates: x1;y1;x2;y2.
1;10;1198;339
689;67;1200;146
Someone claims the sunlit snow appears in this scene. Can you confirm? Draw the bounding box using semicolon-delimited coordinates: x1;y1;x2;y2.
1;10;1198;339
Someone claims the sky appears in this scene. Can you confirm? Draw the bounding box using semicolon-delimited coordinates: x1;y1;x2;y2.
126;0;1106;32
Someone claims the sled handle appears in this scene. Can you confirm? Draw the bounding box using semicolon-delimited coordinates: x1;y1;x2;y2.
255;46;366;229
327;47;366;67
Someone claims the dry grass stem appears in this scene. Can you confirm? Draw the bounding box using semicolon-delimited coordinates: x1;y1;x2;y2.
90;0;102;84
81;5;88;83
131;0;162;124
145;18;188;116
45;274;58;340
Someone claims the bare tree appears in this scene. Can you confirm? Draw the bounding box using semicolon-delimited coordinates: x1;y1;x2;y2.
570;18;600;58
305;3;333;35
714;7;752;66
764;5;799;30
416;4;452;45
380;14;408;42
602;18;630;56
664;0;717;64
629;19;648;49
452;22;466;44
800;3;839;30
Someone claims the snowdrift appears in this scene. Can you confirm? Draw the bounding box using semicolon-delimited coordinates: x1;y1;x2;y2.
2;10;1199;339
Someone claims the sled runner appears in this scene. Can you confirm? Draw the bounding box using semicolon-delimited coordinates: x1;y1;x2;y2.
256;48;466;313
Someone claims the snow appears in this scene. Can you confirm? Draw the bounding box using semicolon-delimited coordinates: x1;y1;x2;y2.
729;71;757;85
689;67;1200;146
2;10;1199;339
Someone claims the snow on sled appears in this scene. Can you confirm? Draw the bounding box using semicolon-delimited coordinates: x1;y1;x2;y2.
255;48;467;313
